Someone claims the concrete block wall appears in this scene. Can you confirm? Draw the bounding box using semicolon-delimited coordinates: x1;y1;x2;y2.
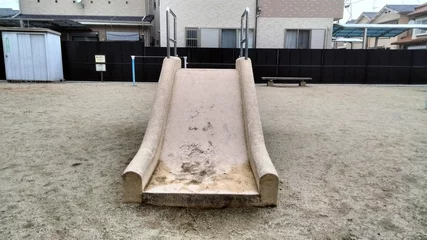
256;18;333;49
19;0;146;16
158;0;256;47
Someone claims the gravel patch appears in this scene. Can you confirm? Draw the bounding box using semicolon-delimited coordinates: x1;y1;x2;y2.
0;82;426;239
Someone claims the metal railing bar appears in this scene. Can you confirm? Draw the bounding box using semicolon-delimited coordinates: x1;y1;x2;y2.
166;7;177;58
240;7;249;60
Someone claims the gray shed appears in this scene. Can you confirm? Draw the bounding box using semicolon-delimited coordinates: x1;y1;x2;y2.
1;27;64;81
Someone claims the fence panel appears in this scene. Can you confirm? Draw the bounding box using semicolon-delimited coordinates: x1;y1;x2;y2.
58;41;427;84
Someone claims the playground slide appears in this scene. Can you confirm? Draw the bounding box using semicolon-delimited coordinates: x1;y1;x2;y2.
122;57;278;208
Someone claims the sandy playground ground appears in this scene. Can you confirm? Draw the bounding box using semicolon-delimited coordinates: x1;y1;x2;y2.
0;82;426;240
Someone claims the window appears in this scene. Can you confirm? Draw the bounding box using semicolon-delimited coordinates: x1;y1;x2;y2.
196;28;254;48
200;29;220;48
236;29;254;48
285;29;311;49
416;19;427;35
311;29;326;49
186;28;198;47
221;29;237;48
221;29;254;48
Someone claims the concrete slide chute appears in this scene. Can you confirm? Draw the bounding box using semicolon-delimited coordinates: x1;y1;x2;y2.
122;57;279;208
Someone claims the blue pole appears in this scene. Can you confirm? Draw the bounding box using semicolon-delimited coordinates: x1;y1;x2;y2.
131;56;136;86
425;92;427;110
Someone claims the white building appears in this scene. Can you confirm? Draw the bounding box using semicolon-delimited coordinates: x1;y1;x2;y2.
151;0;344;49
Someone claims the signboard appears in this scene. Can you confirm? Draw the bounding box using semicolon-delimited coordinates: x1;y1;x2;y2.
96;64;106;72
5;38;10;52
95;55;106;72
95;55;106;63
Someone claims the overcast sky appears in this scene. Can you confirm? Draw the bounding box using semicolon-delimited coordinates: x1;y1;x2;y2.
0;0;425;21
1;0;19;9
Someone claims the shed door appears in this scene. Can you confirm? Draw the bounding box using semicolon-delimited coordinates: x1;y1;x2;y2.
30;34;48;80
17;34;34;80
2;32;19;80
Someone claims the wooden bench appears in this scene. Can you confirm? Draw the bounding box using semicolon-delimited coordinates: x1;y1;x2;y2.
261;77;312;87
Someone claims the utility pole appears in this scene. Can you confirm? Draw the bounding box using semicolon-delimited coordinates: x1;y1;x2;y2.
344;0;353;22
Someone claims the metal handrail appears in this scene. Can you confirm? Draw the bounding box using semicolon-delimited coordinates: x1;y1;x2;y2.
166;7;177;58
240;7;249;60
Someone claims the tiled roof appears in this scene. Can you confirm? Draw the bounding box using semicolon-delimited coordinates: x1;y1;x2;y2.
0;19;91;31
391;36;427;45
408;3;427;17
0;8;19;18
362;12;377;19
16;14;154;23
386;5;418;14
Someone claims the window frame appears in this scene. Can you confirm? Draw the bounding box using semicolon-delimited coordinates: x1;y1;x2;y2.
219;28;254;48
415;18;427;36
185;27;199;48
284;29;312;49
220;28;238;48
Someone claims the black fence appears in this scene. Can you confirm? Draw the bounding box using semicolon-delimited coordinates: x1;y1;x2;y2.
61;41;427;84
1;40;427;84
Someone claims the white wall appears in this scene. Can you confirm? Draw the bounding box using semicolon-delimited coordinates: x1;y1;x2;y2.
19;0;146;16
256;18;333;49
158;0;256;47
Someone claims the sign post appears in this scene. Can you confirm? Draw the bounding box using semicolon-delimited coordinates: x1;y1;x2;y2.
95;55;106;82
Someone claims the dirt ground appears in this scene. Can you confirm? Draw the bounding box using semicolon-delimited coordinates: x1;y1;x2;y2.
0;82;426;240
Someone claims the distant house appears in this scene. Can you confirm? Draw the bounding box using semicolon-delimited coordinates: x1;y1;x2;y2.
354;12;377;24
4;0;154;44
3;0;344;49
392;3;427;49
368;4;418;49
335;12;377;49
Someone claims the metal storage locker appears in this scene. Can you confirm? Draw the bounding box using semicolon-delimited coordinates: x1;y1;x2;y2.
1;28;64;81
